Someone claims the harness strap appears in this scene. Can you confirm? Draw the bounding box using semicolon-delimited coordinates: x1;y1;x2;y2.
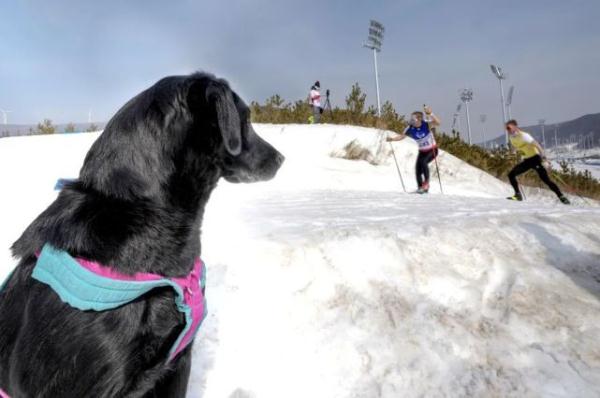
31;244;206;361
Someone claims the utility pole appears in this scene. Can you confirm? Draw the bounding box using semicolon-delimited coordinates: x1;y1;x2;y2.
490;65;508;144
0;109;12;125
480;114;487;148
363;20;384;116
460;88;474;145
538;119;546;148
506;85;514;120
452;103;462;132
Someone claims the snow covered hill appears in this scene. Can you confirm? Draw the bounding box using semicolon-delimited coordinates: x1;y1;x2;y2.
1;125;600;397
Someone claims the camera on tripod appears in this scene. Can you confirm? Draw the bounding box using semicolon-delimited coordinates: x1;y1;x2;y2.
323;89;332;119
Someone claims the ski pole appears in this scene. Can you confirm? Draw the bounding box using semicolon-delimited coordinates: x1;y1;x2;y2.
519;183;527;200
433;150;444;194
388;142;406;193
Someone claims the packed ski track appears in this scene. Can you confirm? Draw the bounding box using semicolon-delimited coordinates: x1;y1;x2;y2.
1;124;599;398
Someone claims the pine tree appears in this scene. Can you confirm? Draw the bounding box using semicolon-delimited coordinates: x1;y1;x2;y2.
36;119;56;134
64;122;76;133
345;83;366;116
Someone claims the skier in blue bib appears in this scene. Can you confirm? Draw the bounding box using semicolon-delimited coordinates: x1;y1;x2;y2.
387;106;441;193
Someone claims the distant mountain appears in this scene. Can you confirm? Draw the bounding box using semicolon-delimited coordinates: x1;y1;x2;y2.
0;122;106;138
482;113;600;149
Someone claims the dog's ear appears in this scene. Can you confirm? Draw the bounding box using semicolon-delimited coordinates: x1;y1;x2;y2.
206;82;242;156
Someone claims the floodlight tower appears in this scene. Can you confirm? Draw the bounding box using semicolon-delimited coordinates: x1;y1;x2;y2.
363;20;384;116
538;119;546;148
0;109;12;125
460;88;474;145
490;65;508;144
506;85;514;120
480;114;487;148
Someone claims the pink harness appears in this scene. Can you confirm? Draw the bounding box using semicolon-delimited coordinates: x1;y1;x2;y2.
75;255;207;359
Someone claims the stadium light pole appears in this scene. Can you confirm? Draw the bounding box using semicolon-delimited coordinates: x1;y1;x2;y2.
363;20;406;192
363;20;384;116
0;109;12;125
506;85;514;120
538;119;546;148
490;65;508;144
460;88;474;145
480;114;487;148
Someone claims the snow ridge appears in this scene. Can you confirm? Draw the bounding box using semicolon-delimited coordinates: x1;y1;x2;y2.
1;125;599;397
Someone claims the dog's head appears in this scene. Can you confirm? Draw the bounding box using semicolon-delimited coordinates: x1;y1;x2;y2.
79;73;284;200
187;75;284;184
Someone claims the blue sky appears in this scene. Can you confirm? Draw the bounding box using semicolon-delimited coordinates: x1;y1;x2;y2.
1;0;599;141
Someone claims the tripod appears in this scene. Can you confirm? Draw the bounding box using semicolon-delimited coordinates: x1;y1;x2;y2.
323;89;334;120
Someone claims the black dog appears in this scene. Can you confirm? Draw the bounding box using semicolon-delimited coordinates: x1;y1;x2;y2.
0;72;283;397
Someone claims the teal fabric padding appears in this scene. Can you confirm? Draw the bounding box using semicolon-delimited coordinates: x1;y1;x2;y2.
32;245;182;311
31;244;194;360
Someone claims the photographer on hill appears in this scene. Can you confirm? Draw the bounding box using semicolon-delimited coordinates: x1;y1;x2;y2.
308;81;323;124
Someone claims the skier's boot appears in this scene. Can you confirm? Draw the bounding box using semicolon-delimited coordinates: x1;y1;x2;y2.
506;193;523;201
559;195;570;205
416;187;427;194
422;181;430;193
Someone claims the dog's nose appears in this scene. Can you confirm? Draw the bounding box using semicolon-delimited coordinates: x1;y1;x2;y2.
274;152;285;166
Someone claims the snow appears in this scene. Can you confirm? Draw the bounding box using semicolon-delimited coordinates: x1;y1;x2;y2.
1;125;600;397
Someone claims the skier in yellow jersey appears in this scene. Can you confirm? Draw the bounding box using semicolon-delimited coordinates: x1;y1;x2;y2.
505;119;569;204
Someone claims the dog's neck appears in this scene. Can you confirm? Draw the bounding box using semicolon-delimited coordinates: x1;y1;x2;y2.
12;167;221;278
